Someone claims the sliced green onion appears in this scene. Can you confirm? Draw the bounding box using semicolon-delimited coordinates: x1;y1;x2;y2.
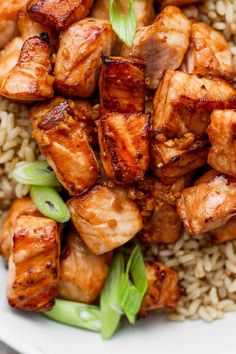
12;161;60;187
118;273;142;324
30;186;70;223
109;0;136;47
118;245;147;323
100;252;124;340
127;244;148;298
44;299;101;332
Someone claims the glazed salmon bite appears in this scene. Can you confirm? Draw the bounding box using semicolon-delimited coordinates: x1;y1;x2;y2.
1;0;236;340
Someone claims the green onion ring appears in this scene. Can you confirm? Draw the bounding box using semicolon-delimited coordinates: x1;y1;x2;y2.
12;161;60;187
30;186;70;223
44;299;101;332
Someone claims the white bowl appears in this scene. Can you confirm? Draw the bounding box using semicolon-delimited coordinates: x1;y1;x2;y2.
0;260;234;354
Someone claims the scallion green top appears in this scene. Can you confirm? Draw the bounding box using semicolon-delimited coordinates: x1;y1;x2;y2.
109;0;136;47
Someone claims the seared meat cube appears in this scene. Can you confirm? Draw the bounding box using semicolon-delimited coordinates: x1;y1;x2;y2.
0;20;18;49
67;185;143;254
139;261;180;316
98;113;149;183
8;212;60;311
30;97;99;195
58;226;110;303
176;171;236;235
0;36;54;101
160;0;203;6
91;0;155;29
140;205;181;244
198;171;236;244
210;216;236;244
207;110;236;178
99;55;145;114
151;70;236;182
54;18;116;98
151;136;209;184
27;0;94;31
0;37;23;85
69;99;99;146
122;6;191;89
152;70;236;139
0;198;35;262
0;0;28;21
181;21;234;80
18;9;57;50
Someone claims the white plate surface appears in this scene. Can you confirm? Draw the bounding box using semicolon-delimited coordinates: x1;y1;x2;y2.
0;260;235;354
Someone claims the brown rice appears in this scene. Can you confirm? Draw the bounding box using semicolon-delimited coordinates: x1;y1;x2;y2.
0;97;39;210
151;232;236;322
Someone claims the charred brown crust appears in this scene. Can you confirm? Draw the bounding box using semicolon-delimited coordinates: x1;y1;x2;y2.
27;0;94;31
17;8;58;52
99;113;150;183
30;96;99;195
8;215;60;312
99;55;146;114
179;95;236;112
0;198;35;262
101;53;146;70
19;35;50;63
152;71;236;141
0;35;54;101
67;184;102;206
38;99;72;130
151;139;209;184
54;19;115;98
153;97;236;139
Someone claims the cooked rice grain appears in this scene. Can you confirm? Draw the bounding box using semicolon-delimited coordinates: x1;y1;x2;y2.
148;232;236;322
0;97;39;209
